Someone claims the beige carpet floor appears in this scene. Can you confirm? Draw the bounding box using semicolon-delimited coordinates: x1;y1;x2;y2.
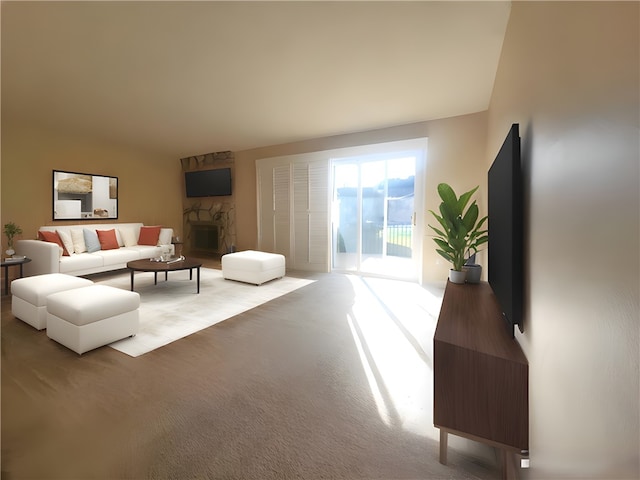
1;270;501;479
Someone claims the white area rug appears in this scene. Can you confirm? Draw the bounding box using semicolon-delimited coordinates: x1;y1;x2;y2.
97;268;314;357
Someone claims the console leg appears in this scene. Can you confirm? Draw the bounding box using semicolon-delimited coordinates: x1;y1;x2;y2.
439;429;448;465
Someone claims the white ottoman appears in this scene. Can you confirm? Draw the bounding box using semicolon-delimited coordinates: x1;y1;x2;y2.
222;250;286;285
46;285;140;355
11;273;94;330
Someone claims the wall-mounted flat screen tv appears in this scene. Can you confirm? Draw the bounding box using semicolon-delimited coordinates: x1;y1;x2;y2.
185;168;232;197
488;123;523;338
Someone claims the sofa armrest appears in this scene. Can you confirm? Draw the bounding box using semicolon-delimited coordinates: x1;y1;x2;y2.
15;239;61;276
158;228;175;256
158;228;174;246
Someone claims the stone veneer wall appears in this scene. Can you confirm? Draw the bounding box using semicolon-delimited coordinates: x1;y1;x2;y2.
180;151;236;255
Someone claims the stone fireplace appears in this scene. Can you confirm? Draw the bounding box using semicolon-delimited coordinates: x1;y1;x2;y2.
183;202;235;256
180;150;236;257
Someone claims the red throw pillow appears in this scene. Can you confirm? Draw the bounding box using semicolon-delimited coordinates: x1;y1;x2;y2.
138;226;161;246
38;230;70;256
96;229;119;250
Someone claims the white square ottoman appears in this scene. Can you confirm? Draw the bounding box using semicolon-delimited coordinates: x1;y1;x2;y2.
46;285;140;355
11;273;94;330
222;250;286;285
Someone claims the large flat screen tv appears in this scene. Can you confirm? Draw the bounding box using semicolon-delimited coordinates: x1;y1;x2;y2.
488;123;523;337
185;168;232;197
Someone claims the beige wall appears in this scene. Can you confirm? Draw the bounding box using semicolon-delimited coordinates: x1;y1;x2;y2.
1;121;183;250
235;112;488;284
487;2;639;478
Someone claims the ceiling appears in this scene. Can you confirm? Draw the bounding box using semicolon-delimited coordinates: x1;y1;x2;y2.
2;1;511;158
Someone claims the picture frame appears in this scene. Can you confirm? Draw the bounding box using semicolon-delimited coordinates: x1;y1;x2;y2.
52;170;118;220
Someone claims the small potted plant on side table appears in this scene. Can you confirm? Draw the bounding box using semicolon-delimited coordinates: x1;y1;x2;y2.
4;221;23;258
429;183;488;284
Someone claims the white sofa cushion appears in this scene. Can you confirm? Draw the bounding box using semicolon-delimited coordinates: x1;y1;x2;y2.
126;245;166;258
95;248;141;266
59;253;104;274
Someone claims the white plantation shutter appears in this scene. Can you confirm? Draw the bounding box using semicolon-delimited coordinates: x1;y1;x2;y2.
293;163;309;265
256;163;273;251
272;165;291;256
256;163;290;256
257;156;329;272
307;161;329;266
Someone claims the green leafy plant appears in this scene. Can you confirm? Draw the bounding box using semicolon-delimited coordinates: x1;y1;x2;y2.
4;221;23;249
428;183;488;272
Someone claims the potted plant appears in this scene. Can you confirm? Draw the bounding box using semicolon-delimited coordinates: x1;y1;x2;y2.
429;183;488;284
4;221;23;257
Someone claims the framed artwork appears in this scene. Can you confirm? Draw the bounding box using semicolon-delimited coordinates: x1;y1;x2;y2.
52;170;118;220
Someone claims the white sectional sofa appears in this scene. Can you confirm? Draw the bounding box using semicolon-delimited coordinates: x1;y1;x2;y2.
15;223;174;277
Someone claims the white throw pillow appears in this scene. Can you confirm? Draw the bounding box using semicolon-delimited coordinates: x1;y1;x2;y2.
158;228;172;246
71;229;87;254
57;230;75;256
119;227;138;247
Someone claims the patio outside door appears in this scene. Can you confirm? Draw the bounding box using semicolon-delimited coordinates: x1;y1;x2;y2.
332;152;422;281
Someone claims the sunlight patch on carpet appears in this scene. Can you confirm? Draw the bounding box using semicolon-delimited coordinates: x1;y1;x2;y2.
98;268;314;357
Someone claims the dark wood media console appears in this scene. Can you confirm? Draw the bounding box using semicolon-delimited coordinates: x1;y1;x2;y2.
434;281;528;479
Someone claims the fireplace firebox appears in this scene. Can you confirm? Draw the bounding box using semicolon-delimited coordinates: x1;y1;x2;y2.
190;223;219;254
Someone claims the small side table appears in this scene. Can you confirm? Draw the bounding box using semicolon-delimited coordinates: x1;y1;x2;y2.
1;257;31;296
172;241;184;257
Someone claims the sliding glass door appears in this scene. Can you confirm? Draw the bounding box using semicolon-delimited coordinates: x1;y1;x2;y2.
332;150;423;281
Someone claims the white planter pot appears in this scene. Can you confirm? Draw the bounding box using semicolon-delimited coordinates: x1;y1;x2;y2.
463;264;482;284
449;269;467;284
